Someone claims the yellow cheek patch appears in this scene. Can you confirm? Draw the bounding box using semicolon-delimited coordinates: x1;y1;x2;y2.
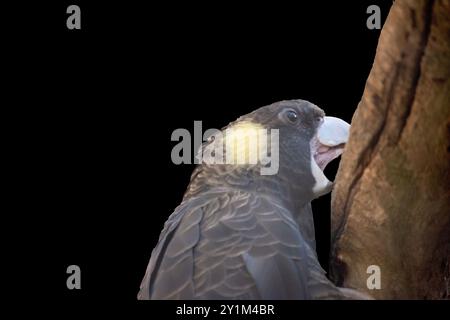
224;122;266;165
201;121;279;175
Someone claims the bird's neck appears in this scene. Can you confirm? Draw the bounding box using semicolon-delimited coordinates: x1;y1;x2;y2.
184;164;318;250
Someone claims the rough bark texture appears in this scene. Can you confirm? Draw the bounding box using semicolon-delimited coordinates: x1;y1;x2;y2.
330;0;450;299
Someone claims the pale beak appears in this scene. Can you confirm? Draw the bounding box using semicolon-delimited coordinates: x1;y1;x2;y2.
317;116;350;148
314;116;350;171
310;116;350;197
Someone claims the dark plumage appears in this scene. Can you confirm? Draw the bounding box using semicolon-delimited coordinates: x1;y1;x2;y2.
138;99;366;299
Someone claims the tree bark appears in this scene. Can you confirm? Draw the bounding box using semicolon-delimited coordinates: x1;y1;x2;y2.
330;0;450;299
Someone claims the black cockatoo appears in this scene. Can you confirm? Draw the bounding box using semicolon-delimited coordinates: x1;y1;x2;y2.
138;99;365;299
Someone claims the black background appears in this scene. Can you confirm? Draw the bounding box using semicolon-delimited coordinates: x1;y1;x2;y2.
18;0;443;312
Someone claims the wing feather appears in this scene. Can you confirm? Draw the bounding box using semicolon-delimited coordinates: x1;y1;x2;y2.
138;189;341;299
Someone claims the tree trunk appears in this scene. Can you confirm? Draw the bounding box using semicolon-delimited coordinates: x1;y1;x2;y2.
330;0;450;299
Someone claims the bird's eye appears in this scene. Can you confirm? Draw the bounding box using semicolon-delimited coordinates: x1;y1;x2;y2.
316;117;323;123
286;110;298;123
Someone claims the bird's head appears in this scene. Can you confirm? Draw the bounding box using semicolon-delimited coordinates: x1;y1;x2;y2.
187;99;350;207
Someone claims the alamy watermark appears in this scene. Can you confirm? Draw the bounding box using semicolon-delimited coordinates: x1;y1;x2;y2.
366;5;381;30
66;5;81;30
366;265;381;290
171;121;280;175
66;265;81;290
